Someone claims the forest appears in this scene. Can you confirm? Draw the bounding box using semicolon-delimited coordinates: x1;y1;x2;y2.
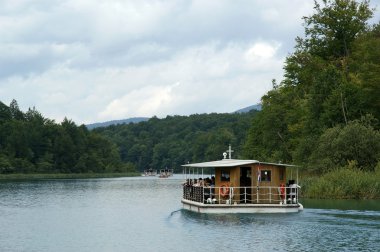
243;0;380;198
0;100;134;175
93;111;258;171
0;99;258;175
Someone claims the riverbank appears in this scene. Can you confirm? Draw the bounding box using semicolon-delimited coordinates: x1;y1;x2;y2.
300;168;380;199
0;172;141;181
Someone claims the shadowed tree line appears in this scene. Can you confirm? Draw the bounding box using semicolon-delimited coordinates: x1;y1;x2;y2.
0;99;258;174
0;100;134;174
94;111;258;172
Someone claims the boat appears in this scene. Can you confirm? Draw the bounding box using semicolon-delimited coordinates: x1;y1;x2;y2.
159;168;173;178
181;145;303;214
142;169;157;176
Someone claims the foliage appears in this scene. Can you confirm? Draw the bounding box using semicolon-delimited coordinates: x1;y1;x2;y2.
0;100;131;174
301;162;380;199
244;0;380;175
310;116;380;172
301;0;373;58
94;111;258;172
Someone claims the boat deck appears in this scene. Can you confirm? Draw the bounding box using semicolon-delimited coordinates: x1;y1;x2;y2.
182;184;302;213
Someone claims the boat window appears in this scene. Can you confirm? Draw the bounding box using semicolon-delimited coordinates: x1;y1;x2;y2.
221;170;230;182
261;170;271;182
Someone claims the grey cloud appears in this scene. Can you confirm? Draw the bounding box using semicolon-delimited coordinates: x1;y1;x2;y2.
1;0;379;124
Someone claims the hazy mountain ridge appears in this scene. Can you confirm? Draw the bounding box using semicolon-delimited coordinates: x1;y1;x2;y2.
87;104;261;129
86;117;150;130
234;104;262;113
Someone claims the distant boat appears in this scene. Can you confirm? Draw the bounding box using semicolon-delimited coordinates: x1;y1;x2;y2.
142;169;157;176
181;145;303;214
159;168;173;178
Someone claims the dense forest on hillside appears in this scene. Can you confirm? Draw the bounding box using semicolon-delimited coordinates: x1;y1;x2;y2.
0;99;257;174
94;111;258;172
0;100;133;174
243;0;380;198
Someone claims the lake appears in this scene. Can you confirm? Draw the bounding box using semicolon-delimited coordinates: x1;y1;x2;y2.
0;175;379;252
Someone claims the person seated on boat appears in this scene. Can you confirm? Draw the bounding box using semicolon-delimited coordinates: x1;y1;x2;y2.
204;177;211;187
193;178;204;187
199;178;204;187
211;176;215;186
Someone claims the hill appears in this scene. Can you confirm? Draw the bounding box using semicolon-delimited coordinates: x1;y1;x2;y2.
86;117;149;130
94;111;259;172
234;104;262;113
86;104;261;130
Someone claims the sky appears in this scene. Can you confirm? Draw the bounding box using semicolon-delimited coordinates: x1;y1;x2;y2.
0;0;379;124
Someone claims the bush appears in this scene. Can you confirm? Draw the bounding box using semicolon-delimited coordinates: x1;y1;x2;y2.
0;155;14;173
310;117;380;173
301;164;380;199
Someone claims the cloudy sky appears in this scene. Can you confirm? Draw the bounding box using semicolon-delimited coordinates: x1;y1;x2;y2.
0;0;379;124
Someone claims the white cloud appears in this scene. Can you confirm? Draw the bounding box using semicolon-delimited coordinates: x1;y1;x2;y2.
100;82;179;119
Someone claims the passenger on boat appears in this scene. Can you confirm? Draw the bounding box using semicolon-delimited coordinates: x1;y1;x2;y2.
204;177;211;186
193;178;204;187
211;176;215;186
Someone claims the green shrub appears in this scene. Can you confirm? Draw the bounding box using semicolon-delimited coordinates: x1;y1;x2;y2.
301;164;380;199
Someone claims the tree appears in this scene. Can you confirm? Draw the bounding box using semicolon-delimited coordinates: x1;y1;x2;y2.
350;23;380;121
9;99;24;120
0;102;11;123
244;0;378;171
301;0;373;59
310;116;380;172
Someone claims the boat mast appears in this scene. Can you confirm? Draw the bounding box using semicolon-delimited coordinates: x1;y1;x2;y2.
226;144;234;159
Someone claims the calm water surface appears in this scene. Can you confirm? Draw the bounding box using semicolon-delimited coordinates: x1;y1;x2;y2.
0;176;379;252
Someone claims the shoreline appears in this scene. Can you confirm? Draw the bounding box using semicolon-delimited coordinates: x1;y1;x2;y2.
0;172;141;181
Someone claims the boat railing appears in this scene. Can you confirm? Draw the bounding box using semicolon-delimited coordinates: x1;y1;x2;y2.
143;169;157;175
182;184;300;205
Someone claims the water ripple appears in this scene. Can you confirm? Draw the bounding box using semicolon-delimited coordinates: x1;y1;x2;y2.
0;178;379;252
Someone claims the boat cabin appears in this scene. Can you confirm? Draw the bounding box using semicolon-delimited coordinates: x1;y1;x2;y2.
142;169;157;176
181;148;302;213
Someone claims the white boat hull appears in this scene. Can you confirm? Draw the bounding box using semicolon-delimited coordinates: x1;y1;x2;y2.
182;199;303;214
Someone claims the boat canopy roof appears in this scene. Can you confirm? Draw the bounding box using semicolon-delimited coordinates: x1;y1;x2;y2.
182;159;296;168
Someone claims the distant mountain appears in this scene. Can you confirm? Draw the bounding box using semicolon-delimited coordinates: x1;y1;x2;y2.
86;117;149;130
87;104;261;129
234;104;262;113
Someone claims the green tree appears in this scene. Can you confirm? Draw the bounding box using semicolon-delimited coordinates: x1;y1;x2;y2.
310;116;380;172
9;99;24;120
301;0;373;58
244;0;378;172
0;102;11;123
